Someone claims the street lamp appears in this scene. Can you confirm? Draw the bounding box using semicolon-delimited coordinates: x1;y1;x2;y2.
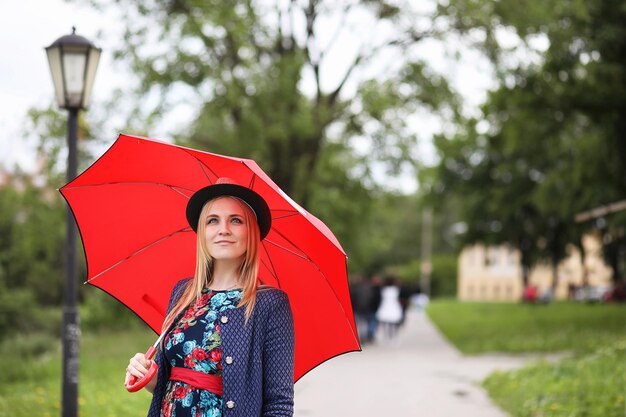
46;27;101;110
46;27;101;417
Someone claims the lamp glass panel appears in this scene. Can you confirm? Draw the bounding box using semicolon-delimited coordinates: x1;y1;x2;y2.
81;48;101;108
62;52;87;96
46;47;66;107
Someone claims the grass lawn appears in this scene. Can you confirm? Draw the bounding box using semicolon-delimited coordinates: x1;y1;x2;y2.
484;342;625;417
1;301;623;416
0;327;156;417
428;300;626;417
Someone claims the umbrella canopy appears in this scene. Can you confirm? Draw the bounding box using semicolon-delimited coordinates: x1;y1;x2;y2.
61;133;359;381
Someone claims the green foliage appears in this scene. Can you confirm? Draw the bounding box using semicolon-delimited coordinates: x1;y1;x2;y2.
24;105;98;183
0;103;94;312
389;253;458;298
0;102;100;348
0;181;64;371
431;0;626;283
84;0;459;202
0;305;60;391
0;328;155;417
388;259;422;283
484;342;626;417
428;300;626;416
80;288;150;332
0;333;59;386
353;192;421;275
67;0;463;277
0;180;68;306
427;301;626;354
430;255;458;297
0;287;61;342
307;142;376;273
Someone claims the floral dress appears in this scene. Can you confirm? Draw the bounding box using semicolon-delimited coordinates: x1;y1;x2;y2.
160;288;242;417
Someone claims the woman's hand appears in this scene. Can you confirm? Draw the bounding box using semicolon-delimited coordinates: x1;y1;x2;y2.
124;352;157;393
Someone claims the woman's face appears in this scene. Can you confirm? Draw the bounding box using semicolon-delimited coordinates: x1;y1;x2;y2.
204;197;249;262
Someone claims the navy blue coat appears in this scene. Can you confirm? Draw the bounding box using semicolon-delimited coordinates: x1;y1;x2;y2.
147;278;295;417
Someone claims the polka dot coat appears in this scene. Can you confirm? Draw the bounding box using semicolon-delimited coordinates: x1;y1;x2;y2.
147;278;295;417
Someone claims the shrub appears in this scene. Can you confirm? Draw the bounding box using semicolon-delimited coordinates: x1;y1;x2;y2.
0;333;58;384
430;254;458;297
388;253;458;298
484;342;626;417
81;289;145;331
0;286;56;340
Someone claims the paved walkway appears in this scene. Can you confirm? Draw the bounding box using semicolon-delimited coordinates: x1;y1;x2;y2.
294;309;536;417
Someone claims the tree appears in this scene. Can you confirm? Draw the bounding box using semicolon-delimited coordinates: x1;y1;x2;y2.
0;105;97;306
428;124;542;288
62;0;466;276
432;0;626;284
77;0;458;204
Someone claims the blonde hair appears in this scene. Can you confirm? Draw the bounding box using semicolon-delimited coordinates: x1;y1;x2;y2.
161;196;261;333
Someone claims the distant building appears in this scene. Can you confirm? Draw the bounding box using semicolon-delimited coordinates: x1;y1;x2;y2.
457;234;613;301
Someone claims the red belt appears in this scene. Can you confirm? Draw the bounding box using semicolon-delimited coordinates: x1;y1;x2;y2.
169;367;223;396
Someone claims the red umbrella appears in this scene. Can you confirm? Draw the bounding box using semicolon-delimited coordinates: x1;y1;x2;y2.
61;133;360;382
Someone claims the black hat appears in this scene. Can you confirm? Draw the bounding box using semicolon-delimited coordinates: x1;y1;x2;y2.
186;178;272;239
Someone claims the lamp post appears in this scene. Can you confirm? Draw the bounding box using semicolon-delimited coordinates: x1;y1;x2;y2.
46;27;101;417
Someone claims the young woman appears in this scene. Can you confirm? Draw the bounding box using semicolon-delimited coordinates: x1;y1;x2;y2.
125;178;295;417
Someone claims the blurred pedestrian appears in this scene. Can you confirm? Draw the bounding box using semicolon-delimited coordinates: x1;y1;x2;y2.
398;281;414;327
365;274;382;344
411;284;429;313
523;284;538;303
376;275;403;342
608;281;626;302
349;274;373;344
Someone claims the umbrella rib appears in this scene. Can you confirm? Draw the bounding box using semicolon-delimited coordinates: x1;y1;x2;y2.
85;227;192;285
178;148;262;187
194;157;219;183
172;150;303;223
178;147;232;184
248;173;257;189
64;181;196;193
272;212;299;221
268;227;317;261
261;238;353;339
303;265;361;347
65;182;195;205
266;229;358;339
260;240;280;285
169;186;192;199
264;238;309;260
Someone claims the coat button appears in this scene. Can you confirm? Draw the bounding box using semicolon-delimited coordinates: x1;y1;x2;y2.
225;356;233;365
226;400;235;409
220;316;228;324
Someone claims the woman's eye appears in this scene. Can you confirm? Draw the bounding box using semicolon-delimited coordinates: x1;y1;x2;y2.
232;218;243;224
206;218;218;225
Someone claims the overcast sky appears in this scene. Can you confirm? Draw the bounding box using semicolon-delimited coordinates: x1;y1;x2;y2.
0;1;124;171
0;0;496;193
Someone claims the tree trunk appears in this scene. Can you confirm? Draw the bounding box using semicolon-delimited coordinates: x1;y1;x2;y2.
519;241;532;289
521;264;530;288
550;259;559;291
578;243;589;287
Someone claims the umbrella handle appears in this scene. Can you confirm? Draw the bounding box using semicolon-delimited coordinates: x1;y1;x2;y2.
125;346;159;393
